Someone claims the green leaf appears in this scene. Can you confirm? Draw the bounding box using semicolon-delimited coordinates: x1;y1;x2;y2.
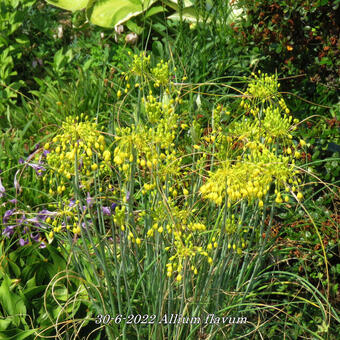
144;5;166;19
0;319;11;331
167;6;201;23
15;36;30;45
46;0;89;12
87;0;157;28
125;20;144;35
0;275;26;326
0;329;37;340
23;285;46;301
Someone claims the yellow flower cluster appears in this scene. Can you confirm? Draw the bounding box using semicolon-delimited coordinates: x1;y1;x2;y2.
201;141;301;206
44;115;110;193
118;52;174;98
113;93;180;181
151;59;170;87
142;200;214;281
230;106;297;144
200;73;303;206
164;219;214;281
130;51;151;76
45;200;87;240
243;71;279;103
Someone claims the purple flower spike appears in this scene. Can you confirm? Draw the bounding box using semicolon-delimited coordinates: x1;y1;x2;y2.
0;178;5;198
3;209;15;224
19;238;28;246
102;206;111;215
2;225;15;238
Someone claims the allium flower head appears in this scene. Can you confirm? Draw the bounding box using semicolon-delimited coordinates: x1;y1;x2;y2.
42;115;111;192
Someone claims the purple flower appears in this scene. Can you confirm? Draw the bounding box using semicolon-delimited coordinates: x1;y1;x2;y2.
86;192;93;207
9;199;18;204
14;169;21;192
0;178;5;198
3;209;15;224
43;149;50;157
39;242;46;249
18;214;26;224
26;217;40;223
19;238;28;246
69;199;76;207
27;163;46;176
31;233;40;242
111;203;117;213
102;206;111;215
78;158;83;170
19;158;25;164
37;209;57;221
126;191;130;201
2;225;15;238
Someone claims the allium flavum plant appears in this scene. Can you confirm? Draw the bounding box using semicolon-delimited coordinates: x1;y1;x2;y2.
2;54;333;339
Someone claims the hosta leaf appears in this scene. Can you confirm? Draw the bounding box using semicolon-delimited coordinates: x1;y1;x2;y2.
87;0;157;28
46;0;89;12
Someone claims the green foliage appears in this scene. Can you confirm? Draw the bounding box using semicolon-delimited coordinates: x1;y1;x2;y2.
45;0;186;30
0;0;36;113
1;1;339;339
233;0;339;111
0;241;97;338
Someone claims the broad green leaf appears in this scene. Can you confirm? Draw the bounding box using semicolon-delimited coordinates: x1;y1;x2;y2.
46;0;89;12
0;275;26;327
87;0;157;28
0;319;11;331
